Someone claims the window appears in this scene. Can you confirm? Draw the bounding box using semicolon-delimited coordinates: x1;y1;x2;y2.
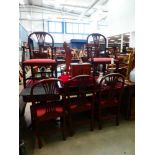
65;22;89;34
48;21;63;33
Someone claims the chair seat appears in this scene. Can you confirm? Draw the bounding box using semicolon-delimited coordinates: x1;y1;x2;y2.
69;102;92;112
92;58;112;63
23;59;56;65
35;105;64;118
100;99;119;107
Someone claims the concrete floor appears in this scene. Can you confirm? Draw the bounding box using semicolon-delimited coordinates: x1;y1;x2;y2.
20;115;134;155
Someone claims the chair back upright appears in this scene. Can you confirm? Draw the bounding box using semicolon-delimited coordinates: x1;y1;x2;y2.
63;75;96;109
28;32;56;59
99;73;125;105
86;33;107;60
30;78;62;119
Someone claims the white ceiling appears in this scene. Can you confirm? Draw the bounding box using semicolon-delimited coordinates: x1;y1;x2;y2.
19;0;132;43
19;0;109;23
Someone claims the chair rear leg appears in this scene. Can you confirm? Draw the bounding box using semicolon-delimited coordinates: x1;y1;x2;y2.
61;116;67;140
116;107;120;126
90;110;94;131
35;128;42;149
98;108;102;130
68;113;74;136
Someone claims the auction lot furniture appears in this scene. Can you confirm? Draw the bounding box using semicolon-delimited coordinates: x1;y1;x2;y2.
22;32;57;88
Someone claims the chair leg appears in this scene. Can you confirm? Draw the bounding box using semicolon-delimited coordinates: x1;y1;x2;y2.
90;110;94;131
68;113;74;136
35;127;42;149
62;115;67;140
22;64;26;88
98;108;102;130
116;107;120;126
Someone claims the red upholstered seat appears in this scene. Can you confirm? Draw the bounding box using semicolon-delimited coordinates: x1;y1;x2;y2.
69;102;92;112
23;59;56;64
99;99;119;107
93;57;112;62
36;106;64;118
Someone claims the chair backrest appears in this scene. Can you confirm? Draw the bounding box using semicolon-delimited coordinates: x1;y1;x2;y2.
99;73;125;102
28;32;55;59
30;78;61;104
63;75;96;106
86;33;107;59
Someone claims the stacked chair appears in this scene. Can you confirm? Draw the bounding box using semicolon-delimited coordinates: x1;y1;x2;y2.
85;33;119;76
22;32;57;88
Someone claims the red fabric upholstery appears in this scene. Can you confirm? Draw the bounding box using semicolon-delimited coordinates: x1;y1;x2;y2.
69;102;91;112
36;106;64;118
93;58;112;62
58;75;71;83
100;99;119;107
23;59;56;64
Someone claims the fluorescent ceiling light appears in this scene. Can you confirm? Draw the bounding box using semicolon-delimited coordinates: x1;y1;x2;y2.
19;0;24;5
110;40;114;41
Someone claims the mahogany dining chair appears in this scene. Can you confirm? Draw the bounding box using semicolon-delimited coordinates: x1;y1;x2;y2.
30;78;67;148
22;32;57;88
96;73;125;129
62;75;96;136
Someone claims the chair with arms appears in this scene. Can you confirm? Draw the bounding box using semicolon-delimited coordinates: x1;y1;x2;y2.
22;32;57;88
62;75;96;136
30;78;67;148
85;33;119;76
96;73;125;129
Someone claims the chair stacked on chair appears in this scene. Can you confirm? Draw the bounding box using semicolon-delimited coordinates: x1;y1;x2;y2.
85;33;119;76
22;32;57;88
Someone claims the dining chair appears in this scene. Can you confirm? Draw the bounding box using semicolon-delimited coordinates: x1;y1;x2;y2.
62;75;96;136
96;73;125;129
85;33;119;76
22;32;57;88
86;33;107;58
30;78;67;148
